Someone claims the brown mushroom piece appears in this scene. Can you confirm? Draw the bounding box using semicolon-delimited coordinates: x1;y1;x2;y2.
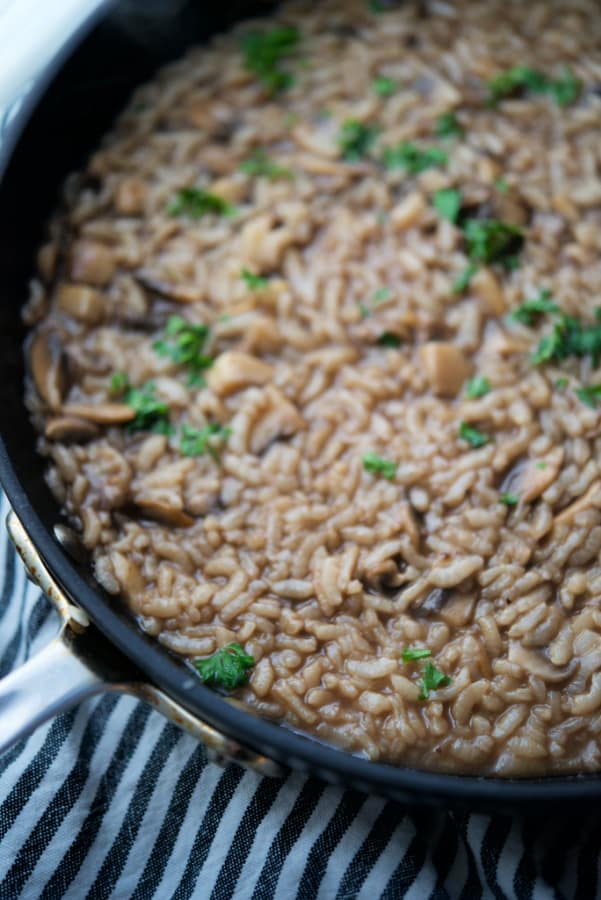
519;448;564;503
470;267;505;316
508;642;576;683
207;351;273;397
114;178;148;216
69;240;116;286
419;342;471;397
554;480;601;526
134;499;194;528
61;402;136;425
56;283;105;325
29;330;68;411
251;390;305;454
134;271;202;304
45;416;100;443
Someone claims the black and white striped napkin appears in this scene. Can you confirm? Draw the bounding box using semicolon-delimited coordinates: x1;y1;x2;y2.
0;490;599;899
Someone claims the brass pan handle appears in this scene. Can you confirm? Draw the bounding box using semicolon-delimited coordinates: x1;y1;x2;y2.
1;510;283;777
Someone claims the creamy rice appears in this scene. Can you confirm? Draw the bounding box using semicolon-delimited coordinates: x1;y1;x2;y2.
24;0;601;775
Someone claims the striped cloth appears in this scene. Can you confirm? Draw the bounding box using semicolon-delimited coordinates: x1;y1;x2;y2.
0;492;599;899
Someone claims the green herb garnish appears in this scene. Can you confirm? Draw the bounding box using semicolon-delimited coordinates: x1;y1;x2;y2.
500;492;519;506
555;377;569;389
462;218;524;266
433;187;462;223
418;661;451;701
509;289;558;326
465;376;491;399
402;647;432;662
124;382;172;435
241;269;269;290
575;384;601;409
452;263;478;294
536;461;548;470
180;423;232;459
153;315;212;385
240;148;294;180
494;178;509;194
240;26;300;93
168;188;233;219
458;421;490;448
363;451;396;480
532;314;601;367
339;119;379;161
109;371;129;396
487;65;581;107
377;332;402;348
373;286;392;303
372;75;396;97
194;642;255;691
435;111;464;139
382;141;448;174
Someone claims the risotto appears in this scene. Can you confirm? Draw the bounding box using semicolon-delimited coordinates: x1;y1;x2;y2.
24;0;601;775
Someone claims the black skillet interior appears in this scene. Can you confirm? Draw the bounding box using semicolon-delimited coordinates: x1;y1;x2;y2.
1;0;601;812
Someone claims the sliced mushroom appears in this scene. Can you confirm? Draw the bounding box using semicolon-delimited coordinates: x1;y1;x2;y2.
554;480;601;526
470;267;505;316
56;283;105;325
251;390;305;454
419;342;471;397
134;499;194;528
508;642;576;683
69;240;116;286
291;123;338;158
61;402;135;425
134;271;203;304
29;330;68;410
114;178;147;216
45;416;100;443
520;448;564;503
207;351;273;397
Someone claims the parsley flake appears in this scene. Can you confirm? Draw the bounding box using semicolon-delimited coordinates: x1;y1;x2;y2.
153;316;212;385
168;188;233;219
363;452;396;480
494;178;509;194
453;263;478;294
500;492;519;506
532;314;601;367
433;187;462;223
241;269;269;290
180;423;232;459
240;148;294;180
377;331;402;348
240;26;300;93
109;371;129;396
575;384;601;409
418;661;451;701
463;218;524;266
373;75;396;97
465;376;491;399
382;141;448;174
339;119;379;161
402;647;432;662
487;65;581;107
124;381;172;435
373;286;392;303
509;289;558;326
194;642;255;691
458;421;490;448
435;111;464;139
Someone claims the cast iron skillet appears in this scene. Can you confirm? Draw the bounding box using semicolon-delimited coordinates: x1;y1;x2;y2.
1;0;600;812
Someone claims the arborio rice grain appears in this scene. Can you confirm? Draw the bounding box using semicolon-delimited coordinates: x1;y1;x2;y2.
25;0;601;774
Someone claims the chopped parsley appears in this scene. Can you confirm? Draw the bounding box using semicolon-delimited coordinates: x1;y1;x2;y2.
465;376;491;399
240;26;300;93
153;315;212;385
435;111;464;139
372;75;396;97
555;377;569;389
109;371;129;396
359;302;371;319
487;65;582;107
382;141;448;174
509;289;558;326
240;148;294;180
452;263;478;294
241;269;269;290
418;661;451;701
373;286;392;303
575;384;601;409
168;187;233;219
536;461;548;470
124;381;173;435
194;642;255;691
458;421;490;448
180;423;232;459
363;452;396;480
402;647;432;662
339;119;379;161
462;218;524;267
532;314;601;367
500;492;519;506
433;187;462;223
377;331;402;348
494;178;509;194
